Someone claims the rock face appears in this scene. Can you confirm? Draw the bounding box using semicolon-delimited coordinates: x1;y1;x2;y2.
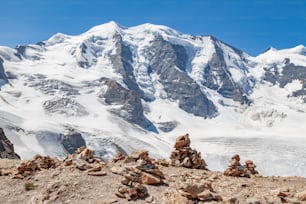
0;58;8;88
224;154;259;177
99;78;155;130
201;37;252;104
60;128;86;154
263;59;306;102
43;97;89;117
0;128;20;159
170;134;207;169
147;36;218;118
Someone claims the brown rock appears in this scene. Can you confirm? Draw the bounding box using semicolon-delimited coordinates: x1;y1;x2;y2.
197;190;222;202
72;158;92;170
111;166;128;175
87;166;102;173
87;171;107;176
0;168;15;176
174;134;190;149
170;135;207;170
79;148;94;161
140;172;163;185
154;158;169;167
295;191;306;201
163;188;193;204
115;181;148;201
13;174;24;179
224;155;259;178
112;153;126;163
129;150;149;161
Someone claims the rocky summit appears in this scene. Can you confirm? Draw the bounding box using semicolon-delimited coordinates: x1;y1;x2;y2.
0;135;306;203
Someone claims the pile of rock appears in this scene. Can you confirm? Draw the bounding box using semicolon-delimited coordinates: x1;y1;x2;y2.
14;155;61;179
112;150;165;201
170;134;207;169
115;179;149;201
0;128;20;159
163;182;222;203
224;154;259;178
64;146;106;176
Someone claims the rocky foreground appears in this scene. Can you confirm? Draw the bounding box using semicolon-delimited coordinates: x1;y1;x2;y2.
0;134;306;204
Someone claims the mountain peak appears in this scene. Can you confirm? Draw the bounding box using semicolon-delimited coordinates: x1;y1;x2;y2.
85;21;125;36
289;44;306;55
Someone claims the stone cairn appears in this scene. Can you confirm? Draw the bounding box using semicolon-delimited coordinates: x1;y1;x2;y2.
11;146;107;179
111;150;165;201
170;134;207;169
14;155;61;179
163;134;222;203
63;146;107;176
223;154;259;178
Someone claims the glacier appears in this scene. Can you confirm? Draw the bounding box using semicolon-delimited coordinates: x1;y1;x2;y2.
0;21;305;177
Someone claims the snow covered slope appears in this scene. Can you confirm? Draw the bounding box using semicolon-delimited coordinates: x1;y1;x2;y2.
0;21;305;176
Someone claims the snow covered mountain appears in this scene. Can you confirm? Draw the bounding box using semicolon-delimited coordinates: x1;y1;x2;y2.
0;21;305;176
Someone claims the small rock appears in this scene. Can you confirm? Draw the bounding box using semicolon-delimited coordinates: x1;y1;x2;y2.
295;191;306;201
145;195;154;203
140;172;163;185
87;166;102;173
129;150;149;161
13;174;24;179
72;158;92;170
111;166;128;175
246;197;261;204
87;171;107;176
174;134;190;149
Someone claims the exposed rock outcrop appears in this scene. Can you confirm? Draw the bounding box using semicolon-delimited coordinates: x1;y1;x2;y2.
170;134;207;169
0;128;20;159
60;128;86;154
0;57;8;87
98;78;155;130
147;36;218;118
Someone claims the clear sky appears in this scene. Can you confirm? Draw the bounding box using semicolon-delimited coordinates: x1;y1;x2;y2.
0;0;305;56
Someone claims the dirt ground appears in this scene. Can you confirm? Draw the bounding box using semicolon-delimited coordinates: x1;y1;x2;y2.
1;158;306;204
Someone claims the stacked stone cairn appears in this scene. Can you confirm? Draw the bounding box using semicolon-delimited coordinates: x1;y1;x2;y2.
111;150;165;201
170;134;207;169
224;154;259;178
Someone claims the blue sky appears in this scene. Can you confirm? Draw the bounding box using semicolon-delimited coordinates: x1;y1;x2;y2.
0;0;305;56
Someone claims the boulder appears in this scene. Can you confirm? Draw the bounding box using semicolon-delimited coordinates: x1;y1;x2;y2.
61;128;86;154
140;172;163;185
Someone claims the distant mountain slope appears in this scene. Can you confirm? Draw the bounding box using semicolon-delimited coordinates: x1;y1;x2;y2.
0;21;305;176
